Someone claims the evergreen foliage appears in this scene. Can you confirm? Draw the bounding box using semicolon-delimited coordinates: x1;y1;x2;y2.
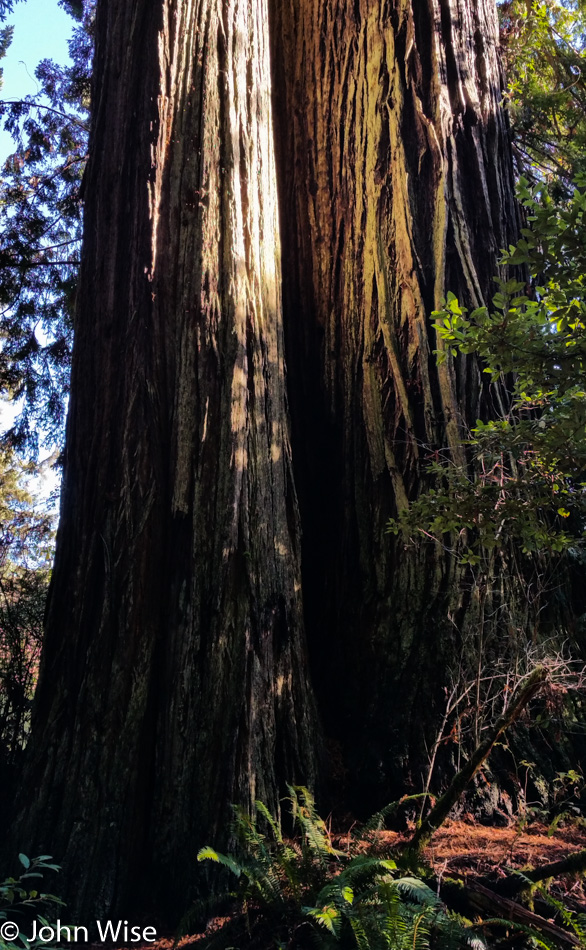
501;0;586;192
0;2;91;452
0;25;13;90
0;448;53;770
0;3;23;19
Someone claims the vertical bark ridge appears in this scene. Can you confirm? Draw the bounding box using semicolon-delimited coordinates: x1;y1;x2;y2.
13;0;318;919
272;0;520;807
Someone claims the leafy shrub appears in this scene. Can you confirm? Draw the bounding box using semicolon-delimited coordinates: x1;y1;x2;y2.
0;854;63;950
387;175;586;572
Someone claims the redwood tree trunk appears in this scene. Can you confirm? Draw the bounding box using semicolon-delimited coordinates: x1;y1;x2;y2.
11;0;526;921
271;0;520;808
13;0;318;919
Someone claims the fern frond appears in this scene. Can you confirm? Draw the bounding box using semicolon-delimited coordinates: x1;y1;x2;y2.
197;847;242;879
465;935;488;950
333;854;397;888
254;799;305;897
349;916;372;950
288;786;342;864
255;799;283;844
430;910;486;950
379;886;407;947
362;794;429;836
573;913;586;942
532;880;586;939
395;877;442;908
478;916;557;950
227;806;289;906
193;793;501;950
407;909;432;950
304;902;341;938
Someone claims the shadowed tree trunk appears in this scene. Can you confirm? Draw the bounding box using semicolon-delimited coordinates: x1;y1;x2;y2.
12;0;318;919
10;0;528;923
271;0;521;809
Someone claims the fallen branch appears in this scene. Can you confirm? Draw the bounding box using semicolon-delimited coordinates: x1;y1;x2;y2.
440;879;580;947
501;848;586;897
410;666;548;852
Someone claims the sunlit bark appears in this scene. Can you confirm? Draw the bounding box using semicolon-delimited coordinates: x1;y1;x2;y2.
13;0;318;917
10;0;525;920
271;0;520;806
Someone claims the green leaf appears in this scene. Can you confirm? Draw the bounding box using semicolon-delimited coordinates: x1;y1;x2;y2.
341;885;354;904
305;904;340;936
196;847;242;878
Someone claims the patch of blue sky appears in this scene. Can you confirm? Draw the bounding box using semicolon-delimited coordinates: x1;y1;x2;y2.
0;0;72;501
0;0;74;159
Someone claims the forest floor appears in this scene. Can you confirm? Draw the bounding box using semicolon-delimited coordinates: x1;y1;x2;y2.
386;818;586;907
100;819;586;949
412;818;586;890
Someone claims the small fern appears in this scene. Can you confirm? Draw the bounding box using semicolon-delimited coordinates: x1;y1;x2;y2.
530;882;586;946
499;869;586;947
193;787;482;949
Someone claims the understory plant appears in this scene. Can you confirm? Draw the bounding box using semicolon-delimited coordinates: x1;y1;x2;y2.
0;854;63;950
389;177;586;563
0;449;54;784
193;786;483;950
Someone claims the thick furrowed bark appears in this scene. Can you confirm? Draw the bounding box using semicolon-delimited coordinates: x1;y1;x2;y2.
10;0;318;920
271;0;521;807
